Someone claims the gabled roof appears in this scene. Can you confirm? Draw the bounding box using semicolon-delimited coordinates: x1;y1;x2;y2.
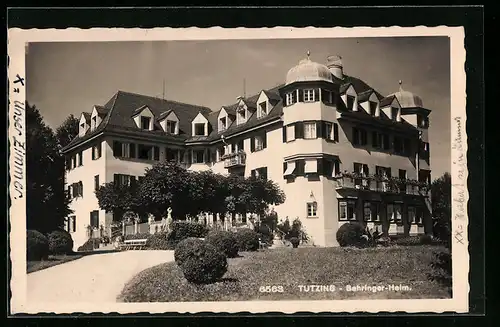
379;95;398;107
94;105;109;116
81;112;91;122
335;75;384;100
157;110;173;121
357;90;376;103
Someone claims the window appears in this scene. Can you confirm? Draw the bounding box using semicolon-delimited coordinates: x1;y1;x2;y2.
166;120;177;134
376;166;391;178
138;144;154;160
252;167;268;180
140;116;151;130
92;142;102;160
286;92;297;106
339;199;356;221
94;175;99;191
78;151;83;166
71;182;83;197
369;101;377;116
304;122;317;139
387;203;403;223
418;170;431;185
236;139;244;152
304;159;318;174
90;210;99;228
91;116;97;130
325;122;333;140
166;149;178;162
415;207;424;225
286;124;295;142
219;116;227;131
80;122;86;135
321;89;334;104
381;134;390;150
216;146;225;161
193;149;205;164
420;142;430;160
283;161;296;176
258;102;267;118
372;131;379;148
237;107;246;125
391;107;399;121
307;202;318;217
404;138;411;155
364;201;380;221
399;169;407;180
346;95;355;111
407;206;416;224
66;215;76;233
194;123;206;136
418;115;429;128
353;128;367;146
303;89;315;102
394;137;403;154
254;135;266;151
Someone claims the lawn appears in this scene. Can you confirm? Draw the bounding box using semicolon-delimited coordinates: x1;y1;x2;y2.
118;245;452;302
27;253;84;273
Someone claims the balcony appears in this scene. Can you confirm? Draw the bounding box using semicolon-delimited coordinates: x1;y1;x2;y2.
334;173;429;196
223;151;246;168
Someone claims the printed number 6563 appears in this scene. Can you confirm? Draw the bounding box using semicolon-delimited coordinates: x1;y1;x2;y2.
259;285;284;293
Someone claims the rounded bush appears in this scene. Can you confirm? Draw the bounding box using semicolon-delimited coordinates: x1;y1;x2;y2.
48;230;74;254
256;224;274;245
336;222;367;247
235;228;260;251
174;237;205;266
420;234;433;245
169;221;209;243
205;231;239;258
179;241;228;284
289;237;300;248
27;230;49;261
77;238;101;252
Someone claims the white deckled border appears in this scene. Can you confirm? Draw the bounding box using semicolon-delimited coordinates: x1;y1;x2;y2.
8;26;468;314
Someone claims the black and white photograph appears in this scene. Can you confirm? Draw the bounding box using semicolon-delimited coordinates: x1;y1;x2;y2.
8;26;468;314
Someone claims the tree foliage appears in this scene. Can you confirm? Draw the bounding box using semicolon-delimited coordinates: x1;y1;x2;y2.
55;114;80;149
431;172;452;244
94;160;286;223
26;103;71;232
95;181;142;222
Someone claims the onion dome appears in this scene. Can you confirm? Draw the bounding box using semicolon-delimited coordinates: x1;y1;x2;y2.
285;51;333;85
391;80;424;108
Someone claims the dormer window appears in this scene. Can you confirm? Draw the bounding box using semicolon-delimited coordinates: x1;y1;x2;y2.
166;120;177;134
391;107;399;121
194;123;206;136
237;107;246;125
219;116;227;131
80;122;85;134
141;116;151;130
91;116;97;131
303;89;315;102
417;115;429;128
258;102;268;118
369;101;377;116
346;95;355;111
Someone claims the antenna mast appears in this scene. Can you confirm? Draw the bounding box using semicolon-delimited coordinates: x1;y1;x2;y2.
243;78;246;98
162;79;166;100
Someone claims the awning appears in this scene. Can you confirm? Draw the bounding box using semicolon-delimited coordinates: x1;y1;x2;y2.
284;161;296;176
305;159;318;173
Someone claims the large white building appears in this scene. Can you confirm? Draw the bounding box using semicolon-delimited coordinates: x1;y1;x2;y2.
61;53;433;249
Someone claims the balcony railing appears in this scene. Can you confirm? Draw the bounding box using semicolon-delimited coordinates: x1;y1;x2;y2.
334;173;429;196
223;151;246;168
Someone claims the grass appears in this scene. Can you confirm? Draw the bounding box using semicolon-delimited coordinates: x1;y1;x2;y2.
27;253;84;273
118;245;452;302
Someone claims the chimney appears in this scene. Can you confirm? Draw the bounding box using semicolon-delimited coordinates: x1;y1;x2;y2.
327;55;344;80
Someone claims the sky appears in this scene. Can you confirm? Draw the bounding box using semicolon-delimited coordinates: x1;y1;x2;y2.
26;37;450;179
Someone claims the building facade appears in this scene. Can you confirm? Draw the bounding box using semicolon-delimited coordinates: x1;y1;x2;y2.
61;53;433;249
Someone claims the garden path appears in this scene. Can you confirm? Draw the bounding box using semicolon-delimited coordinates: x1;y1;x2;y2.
27;250;174;303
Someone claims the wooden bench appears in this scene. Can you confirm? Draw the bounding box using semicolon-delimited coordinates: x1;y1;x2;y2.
120;239;148;250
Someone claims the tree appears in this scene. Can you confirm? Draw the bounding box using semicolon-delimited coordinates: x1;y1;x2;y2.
241;176;285;216
431;172;451;244
55;114;80;149
26;102;72;232
95;181;142;222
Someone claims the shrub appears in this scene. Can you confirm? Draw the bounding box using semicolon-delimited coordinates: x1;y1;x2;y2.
146;232;176;250
289;237;300;248
124;233;150;241
336;222;367;247
235;228;260;251
391;235;440;246
179;241;228;284
27;230;49;261
48;230;74;255
169;221;208;244
77;238;101;252
205;230;239;258
174;237;206;266
254;223;274;245
429;248;452;288
420;234;434;245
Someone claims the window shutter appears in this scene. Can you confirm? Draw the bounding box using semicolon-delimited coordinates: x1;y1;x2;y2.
251;169;256;178
114;174;120;186
361;129;367;145
262;167;268;180
316;121;323;139
98;142;102;158
154;146;160;161
79;182;83;197
297;159;305;175
283;162;287;174
128;143;135;159
130;176;137;187
250;137;255;152
211;150;216;162
72;216;76;232
317;158;324;175
314;89;320;102
282;126;287;143
113;141;122;157
67;185;72;198
91;147;95;160
298;89;304;102
295;122;304;139
262;133;267;149
333;123;339;142
363;164;369;175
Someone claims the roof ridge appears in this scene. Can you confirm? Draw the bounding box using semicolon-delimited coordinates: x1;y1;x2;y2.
223;83;285;108
116;90;213;112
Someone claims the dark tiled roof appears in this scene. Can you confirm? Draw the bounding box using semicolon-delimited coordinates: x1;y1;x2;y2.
82;112;91;122
338;109;418;133
336;75;384;100
94;105;109;116
380;95;397;107
357;90;375;103
157;110;173;120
